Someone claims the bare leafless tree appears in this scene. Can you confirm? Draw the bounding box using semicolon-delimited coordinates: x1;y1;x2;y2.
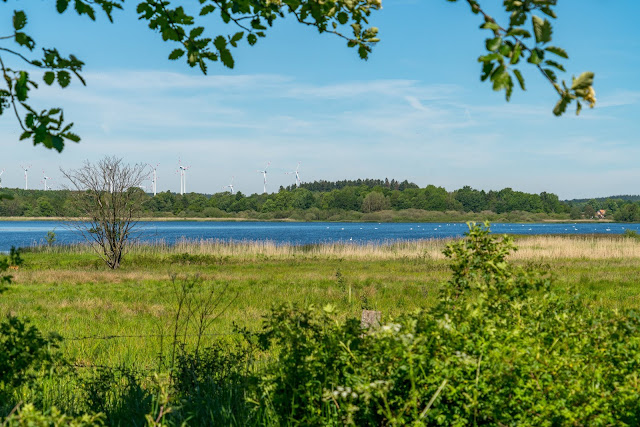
61;156;149;269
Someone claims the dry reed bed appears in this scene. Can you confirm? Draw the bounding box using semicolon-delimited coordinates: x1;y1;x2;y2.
511;236;640;260
29;235;640;262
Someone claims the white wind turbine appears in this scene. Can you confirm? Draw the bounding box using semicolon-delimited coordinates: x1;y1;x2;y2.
0;169;4;188
223;176;235;194
286;162;302;187
149;163;159;196
257;162;271;194
42;171;52;190
177;160;190;195
20;164;31;190
105;164;115;193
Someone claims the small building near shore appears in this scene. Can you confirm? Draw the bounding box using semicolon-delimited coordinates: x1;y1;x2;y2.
596;209;606;219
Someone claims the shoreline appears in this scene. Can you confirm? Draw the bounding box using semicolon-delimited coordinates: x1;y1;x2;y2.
0;216;616;224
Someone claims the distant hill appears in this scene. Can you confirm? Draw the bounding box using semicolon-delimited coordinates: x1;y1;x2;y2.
565;195;640;204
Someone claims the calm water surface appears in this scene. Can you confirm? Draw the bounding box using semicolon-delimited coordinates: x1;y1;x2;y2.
1;221;639;252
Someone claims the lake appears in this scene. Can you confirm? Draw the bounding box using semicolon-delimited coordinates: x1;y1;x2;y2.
0;220;639;252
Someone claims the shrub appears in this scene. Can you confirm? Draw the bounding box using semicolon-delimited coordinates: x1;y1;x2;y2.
624;229;640;240
252;222;640;425
170;341;254;424
1;248;62;407
2;404;104;426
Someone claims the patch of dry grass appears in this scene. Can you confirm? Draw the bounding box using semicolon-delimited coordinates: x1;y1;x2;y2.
512;235;640;260
31;235;640;262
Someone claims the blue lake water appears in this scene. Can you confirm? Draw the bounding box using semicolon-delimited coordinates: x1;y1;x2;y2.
1;221;639;252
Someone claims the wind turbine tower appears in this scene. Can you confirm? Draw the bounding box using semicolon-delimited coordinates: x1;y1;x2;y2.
286;162;302;187
257;162;271;194
149;163;159;196
105;165;115;193
20;164;31;190
42;171;51;191
178;161;190;195
223;176;235;195
0;169;4;188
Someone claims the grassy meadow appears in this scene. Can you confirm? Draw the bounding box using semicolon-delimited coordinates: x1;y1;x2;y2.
4;234;640;371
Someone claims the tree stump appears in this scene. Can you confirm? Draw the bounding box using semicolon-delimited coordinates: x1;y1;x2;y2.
361;310;381;329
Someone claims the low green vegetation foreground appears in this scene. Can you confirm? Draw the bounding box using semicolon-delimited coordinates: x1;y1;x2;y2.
3;228;640;424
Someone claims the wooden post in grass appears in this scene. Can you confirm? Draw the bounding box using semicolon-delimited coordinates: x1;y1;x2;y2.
361;310;381;329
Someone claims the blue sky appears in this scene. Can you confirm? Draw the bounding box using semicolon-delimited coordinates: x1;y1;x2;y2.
1;0;639;199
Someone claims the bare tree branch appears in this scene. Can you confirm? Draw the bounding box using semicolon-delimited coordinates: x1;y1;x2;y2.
61;156;149;269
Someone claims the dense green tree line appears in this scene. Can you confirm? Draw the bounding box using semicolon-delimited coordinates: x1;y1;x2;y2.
568;197;640;222
289;178;419;193
3;181;639;221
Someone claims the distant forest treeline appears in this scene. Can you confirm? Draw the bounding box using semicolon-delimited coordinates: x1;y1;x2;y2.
1;179;640;221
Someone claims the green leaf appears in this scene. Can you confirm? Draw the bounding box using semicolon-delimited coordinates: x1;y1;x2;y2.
220;49;234;69
506;28;531;38
478;53;499;63
231;31;244;43
19;131;31;141
571;72;595;91
544;60;565;72
480;21;500;31
13;10;27;31
64;132;80;143
498;43;512;57
486;37;502;52
491;66;510;91
14;32;35;50
358;45;369;60
200;4;215;16
541;6;557;19
230;31;244;47
15;71;29;101
43;71;55;85
57;71;71;88
553;95;571;116
56;0;69;13
527;49;542;65
480;62;494;82
189;27;204;39
337;12;349;25
513;69;525;90
545;46;568;59
542;68;557;83
247;33;257;46
532;15;552;44
136;3;149;14
51;136;64;152
213;35;227;52
168;49;184;60
510;43;522;64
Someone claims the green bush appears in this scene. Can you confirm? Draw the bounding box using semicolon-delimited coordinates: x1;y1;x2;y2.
252;222;640;425
2;404;104;426
624;229;640;240
170;341;254;425
1;248;62;407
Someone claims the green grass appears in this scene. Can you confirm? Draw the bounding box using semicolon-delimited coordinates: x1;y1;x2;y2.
4;235;640;424
3;252;444;369
3;236;640;371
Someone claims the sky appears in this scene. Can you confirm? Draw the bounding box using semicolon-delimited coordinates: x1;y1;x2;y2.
0;0;639;199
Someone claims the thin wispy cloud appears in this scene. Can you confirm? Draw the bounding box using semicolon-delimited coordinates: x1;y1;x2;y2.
1;65;639;198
